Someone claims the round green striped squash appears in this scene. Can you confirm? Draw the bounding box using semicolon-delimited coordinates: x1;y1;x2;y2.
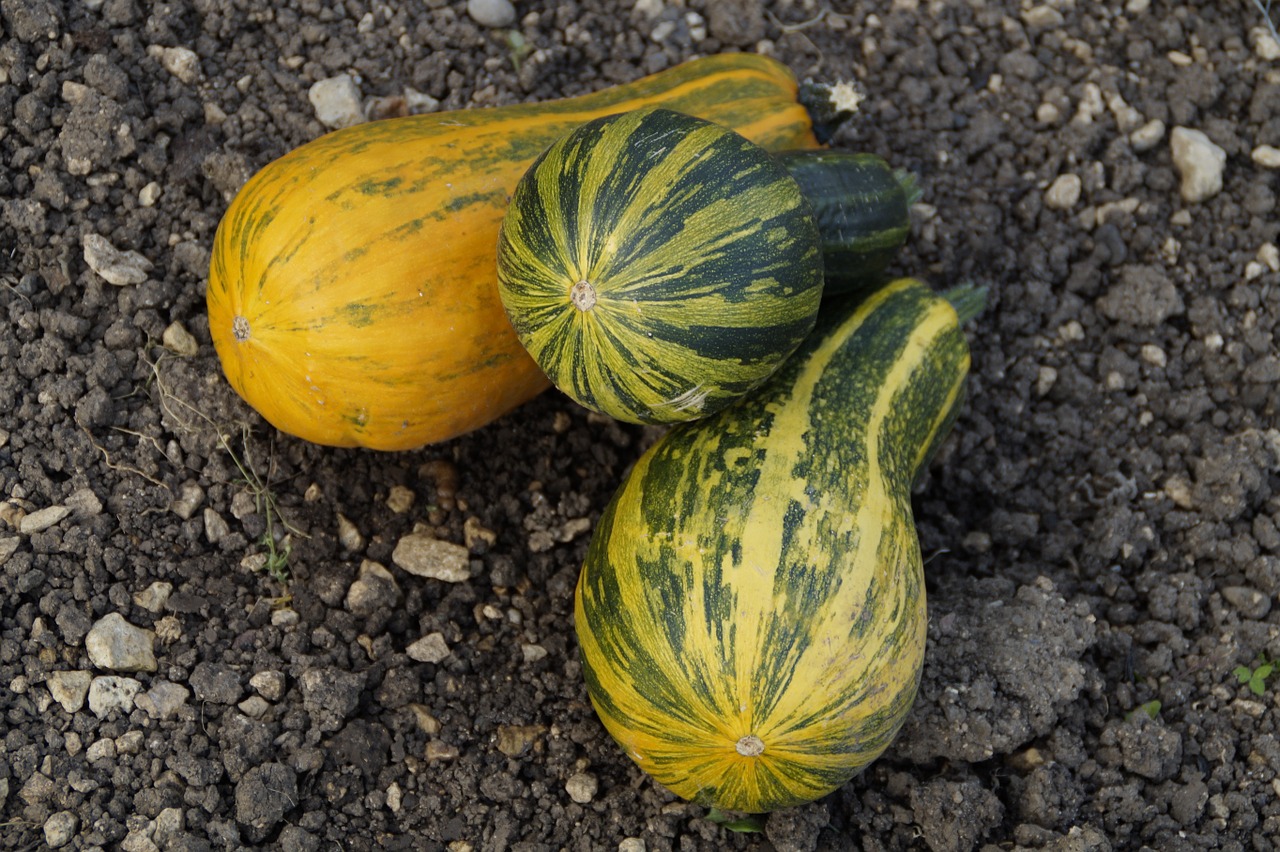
575;278;982;814
496;107;824;425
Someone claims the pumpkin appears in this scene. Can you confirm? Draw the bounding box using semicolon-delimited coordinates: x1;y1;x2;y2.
206;53;821;450
575;278;984;813
495;107;824;425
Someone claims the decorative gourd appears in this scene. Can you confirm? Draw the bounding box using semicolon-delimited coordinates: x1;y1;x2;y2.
496;107;824;425
206;54;821;450
575;278;983;814
775;150;920;297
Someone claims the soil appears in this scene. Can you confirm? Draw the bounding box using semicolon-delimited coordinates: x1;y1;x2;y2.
2;1;1279;850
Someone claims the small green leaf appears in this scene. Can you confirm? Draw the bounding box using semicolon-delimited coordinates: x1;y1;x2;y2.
706;808;765;833
1235;665;1254;684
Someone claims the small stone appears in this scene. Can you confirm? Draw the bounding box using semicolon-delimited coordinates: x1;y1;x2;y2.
86;737;117;763
1253;145;1280;169
18;505;70;534
250;670;287;702
1140;344;1167;368
116;730;144;755
466;0;516;28
44;811;79;848
408;704;442;735
148;45;201;83
83;233;153;285
86;612;157;672
88;675;142;717
425;740;459;761
565;772;598;804
1253;26;1280;61
139;182;162;206
619;839;647;852
406;632;451;664
496;724;545;758
386;485;415;513
1170;127;1226;203
162;321;199;356
46;670;92;712
1164;475;1194;509
309;74;364;129
154;615;182;644
393;533;471;582
66;488;103;516
239;695;272;718
1130;118;1166;152
133;581;173;613
1125;0;1150;11
204;507;230;544
0;537;18;564
346;559;401;617
404;87;440;114
172;481;204;519
1036;366;1058;397
135;680;190;720
1022;5;1064;28
1035;102;1060;125
521;643;548;663
154;808;185;847
1221;586;1272;620
1044;174;1082;210
337;513;365;552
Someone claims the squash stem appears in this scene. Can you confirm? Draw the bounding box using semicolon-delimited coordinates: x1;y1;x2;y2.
941;283;989;326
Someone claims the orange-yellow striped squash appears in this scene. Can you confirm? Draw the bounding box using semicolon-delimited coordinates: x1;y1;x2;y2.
206;54;821;450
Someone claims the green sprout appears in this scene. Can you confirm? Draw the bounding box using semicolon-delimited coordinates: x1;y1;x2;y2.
1234;655;1276;696
706;808;765;833
1125;699;1162;722
506;30;534;74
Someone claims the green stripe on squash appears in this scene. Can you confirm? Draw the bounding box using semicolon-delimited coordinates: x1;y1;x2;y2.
575;277;977;814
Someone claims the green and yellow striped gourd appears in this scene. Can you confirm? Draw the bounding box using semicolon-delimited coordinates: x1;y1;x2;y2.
496;107;824;425
575;278;982;813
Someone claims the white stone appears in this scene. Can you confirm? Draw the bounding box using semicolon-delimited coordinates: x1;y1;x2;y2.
172;481;204;520
162;321;199;356
1035;102;1060;125
467;0;516;27
1170;127;1226;203
521;643;548;663
86;612;157;673
1253;145;1280;169
1044;174;1082;210
86;737;117;763
565;772;599;804
250;670;287;701
0;537;17;565
619;840;647;852
135;680;189;720
1130;119;1166;153
46;670;93;713
18;505;69;534
406;632;451;663
148;45;201;84
88;675;142;717
1253;26;1280;61
309;74;365;130
133;581;173;613
1021;5;1064;28
1125;0;1151;12
66;488;102;516
393;533;471;582
44;812;79;848
1106;92;1144;134
1259;243;1280;271
83;233;153;286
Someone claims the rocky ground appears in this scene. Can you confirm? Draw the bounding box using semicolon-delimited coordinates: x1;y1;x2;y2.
3;0;1280;850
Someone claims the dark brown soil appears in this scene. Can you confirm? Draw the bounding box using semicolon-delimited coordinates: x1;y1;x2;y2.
3;1;1280;850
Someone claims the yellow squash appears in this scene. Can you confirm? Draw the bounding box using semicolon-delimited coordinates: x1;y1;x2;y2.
207;54;820;450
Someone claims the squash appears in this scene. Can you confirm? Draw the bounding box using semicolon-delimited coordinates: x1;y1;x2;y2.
775;151;920;297
574;278;983;813
495;107;824;425
206;54;821;450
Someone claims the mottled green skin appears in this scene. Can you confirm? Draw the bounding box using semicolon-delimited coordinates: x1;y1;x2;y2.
575;279;974;813
775;150;916;298
497;108;824;425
